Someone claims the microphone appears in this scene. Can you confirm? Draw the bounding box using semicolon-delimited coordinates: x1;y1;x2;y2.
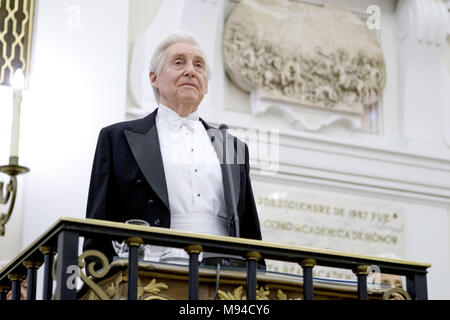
219;124;240;238
218;124;228;131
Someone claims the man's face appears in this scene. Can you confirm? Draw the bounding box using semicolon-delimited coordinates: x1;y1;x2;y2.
151;42;208;110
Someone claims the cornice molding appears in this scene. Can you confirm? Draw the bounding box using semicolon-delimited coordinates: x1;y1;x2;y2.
210;120;450;203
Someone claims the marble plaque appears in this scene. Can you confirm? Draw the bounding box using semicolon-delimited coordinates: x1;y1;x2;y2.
254;186;404;280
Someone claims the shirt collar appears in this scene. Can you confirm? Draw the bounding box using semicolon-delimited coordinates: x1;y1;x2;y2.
157;104;199;123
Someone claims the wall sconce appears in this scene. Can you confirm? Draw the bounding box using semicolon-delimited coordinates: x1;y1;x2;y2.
0;0;35;236
0;69;30;236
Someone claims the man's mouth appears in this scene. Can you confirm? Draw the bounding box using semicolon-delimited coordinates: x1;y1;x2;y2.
180;83;198;89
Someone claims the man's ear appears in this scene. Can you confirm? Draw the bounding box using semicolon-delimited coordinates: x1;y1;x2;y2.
150;72;158;88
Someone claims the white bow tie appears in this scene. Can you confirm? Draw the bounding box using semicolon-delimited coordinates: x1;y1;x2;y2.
168;115;199;132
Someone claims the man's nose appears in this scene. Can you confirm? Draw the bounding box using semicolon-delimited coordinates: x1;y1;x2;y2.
183;63;196;77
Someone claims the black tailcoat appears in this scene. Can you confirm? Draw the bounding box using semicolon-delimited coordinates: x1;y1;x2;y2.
83;108;263;261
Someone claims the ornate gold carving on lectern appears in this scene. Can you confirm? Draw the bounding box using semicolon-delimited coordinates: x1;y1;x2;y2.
143;279;169;300
218;285;304;300
218;285;246;300
78;250;111;300
78;250;110;300
76;260;393;300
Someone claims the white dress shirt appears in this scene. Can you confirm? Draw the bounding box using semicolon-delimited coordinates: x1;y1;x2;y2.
148;104;228;263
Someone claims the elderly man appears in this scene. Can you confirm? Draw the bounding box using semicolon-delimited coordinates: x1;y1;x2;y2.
83;32;263;264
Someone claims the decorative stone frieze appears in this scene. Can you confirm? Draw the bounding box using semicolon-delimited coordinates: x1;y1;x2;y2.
222;0;386;115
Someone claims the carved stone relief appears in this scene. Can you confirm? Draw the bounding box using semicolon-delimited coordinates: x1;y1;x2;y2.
223;0;386;117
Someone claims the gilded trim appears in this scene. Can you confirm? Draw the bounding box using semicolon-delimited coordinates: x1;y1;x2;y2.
39;246;56;255
218;285;246;300
246;251;262;261
143;278;169;300
7;273;26;281
185;244;203;254
78;250;110;300
218;285;276;300
124;237;144;247
300;259;317;268
353;265;370;275
23;260;42;268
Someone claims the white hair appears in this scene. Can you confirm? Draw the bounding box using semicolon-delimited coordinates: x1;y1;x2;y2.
149;31;211;104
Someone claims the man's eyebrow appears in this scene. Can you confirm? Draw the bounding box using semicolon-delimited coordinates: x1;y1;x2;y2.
170;53;205;62
194;56;205;63
170;53;186;61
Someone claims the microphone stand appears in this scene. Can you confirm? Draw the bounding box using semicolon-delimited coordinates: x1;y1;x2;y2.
219;124;240;238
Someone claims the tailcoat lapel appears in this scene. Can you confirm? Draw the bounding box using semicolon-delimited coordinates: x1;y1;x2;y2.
124;109;170;210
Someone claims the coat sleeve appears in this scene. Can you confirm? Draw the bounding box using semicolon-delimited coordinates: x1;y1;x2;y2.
240;143;266;269
83;127;116;260
239;143;263;241
86;128;112;221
